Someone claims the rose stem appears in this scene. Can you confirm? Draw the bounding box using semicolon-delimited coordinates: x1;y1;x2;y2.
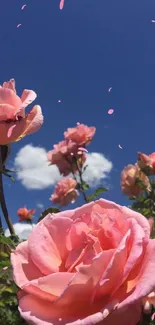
0;146;15;235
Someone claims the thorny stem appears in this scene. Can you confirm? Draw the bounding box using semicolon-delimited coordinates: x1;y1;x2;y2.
74;157;88;203
28;219;34;230
0;146;15;235
66;154;88;203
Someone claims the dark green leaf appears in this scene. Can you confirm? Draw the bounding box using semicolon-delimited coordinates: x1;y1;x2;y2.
129;196;137;200
0;260;10;267
38;207;60;223
94;187;108;195
87;194;94;202
81;181;90;190
4;169;17;173
83;165;88;172
0;235;16;248
87;187;108;202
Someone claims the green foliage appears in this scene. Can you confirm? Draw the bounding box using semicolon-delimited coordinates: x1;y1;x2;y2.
139;312;155;325
130;194;155;219
38;206;60;222
0;234;28;325
87;187;108;202
80;180;90;190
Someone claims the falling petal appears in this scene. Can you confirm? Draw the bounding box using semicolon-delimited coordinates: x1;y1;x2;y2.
151;20;155;23
21;4;26;10
3;266;8;270
108;109;114;115
152;313;155;321
78;147;88;153
17;24;22;28
77;122;80;125
108;87;112;92
59;0;65;10
70;152;74;156
7;125;16;138
118;144;123;149
58;99;61;103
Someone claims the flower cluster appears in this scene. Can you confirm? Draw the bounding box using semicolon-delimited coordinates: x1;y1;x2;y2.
47;123;96;176
48;123;96;206
120;152;155;197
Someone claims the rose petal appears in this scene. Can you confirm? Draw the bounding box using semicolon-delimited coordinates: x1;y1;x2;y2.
108;109;114;115
19;294;66;325
7;124;16;138
119;239;155;308
59;0;65;10
18;105;43;139
112;219;146;296
23;272;74;301
0;105;43;144
11;241;43;288
21;89;37;108
19;293;115;325
94;230;130;300
98;303;141;325
43;215;73;260
2;79;16;93
0;88;21;109
28;222;62;274
0;104;17;120
97;199;150;242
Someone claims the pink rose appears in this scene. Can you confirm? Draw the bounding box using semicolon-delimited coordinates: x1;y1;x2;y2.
50;178;78;206
47;140;86;176
11;199;155;325
149;152;155;173
120;164;150;197
137;152;155;174
17;206;36;222
0;78;43;144
64;123;96;146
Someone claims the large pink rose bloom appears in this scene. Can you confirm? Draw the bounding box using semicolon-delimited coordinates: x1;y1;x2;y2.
47;140;86;176
11;199;155;325
0;78;43;144
64;123;96;146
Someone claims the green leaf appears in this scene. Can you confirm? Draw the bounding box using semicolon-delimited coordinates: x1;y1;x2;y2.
81;181;90;190
94;187;108;195
0;260;10;267
1;170;15;181
4;169;17;173
0;235;16;248
38;207;60;223
0;251;9;258
83;165;88;172
87;187;108;202
129;196;137;200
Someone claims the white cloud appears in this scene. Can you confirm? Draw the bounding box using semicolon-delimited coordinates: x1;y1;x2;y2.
5;223;35;240
13;145;113;190
14;144;61;190
83;152;113;186
36;202;44;210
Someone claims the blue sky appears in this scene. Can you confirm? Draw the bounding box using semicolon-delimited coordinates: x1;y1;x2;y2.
1;0;155;231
